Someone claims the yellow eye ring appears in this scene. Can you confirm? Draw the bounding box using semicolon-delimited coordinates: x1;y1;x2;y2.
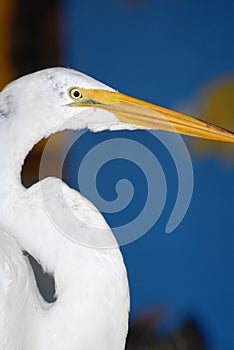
69;88;83;100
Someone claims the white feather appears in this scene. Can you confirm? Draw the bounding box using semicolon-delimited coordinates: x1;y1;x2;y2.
0;68;130;349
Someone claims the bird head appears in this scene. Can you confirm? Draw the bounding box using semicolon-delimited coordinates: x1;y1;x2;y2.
1;67;234;159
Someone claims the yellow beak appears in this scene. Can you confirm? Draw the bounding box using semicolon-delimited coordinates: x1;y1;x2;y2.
72;89;234;143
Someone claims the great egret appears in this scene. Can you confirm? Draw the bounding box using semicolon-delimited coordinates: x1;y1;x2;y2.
0;67;233;350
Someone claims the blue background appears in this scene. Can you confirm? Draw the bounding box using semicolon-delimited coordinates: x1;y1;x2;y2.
62;1;234;349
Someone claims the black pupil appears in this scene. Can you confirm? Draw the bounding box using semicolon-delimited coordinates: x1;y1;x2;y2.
73;90;80;98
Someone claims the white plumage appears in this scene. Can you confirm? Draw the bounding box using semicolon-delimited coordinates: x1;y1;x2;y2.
0;68;129;350
0;67;233;349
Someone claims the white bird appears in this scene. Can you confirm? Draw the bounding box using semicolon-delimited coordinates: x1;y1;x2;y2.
0;67;233;350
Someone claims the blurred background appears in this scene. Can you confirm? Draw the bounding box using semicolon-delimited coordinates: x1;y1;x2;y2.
1;0;234;349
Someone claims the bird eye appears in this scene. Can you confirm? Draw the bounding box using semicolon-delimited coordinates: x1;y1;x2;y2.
69;88;83;100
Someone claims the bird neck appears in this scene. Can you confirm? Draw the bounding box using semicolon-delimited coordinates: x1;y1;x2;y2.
0;124;41;196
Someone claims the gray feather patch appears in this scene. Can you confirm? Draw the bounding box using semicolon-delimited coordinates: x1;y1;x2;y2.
0;94;14;121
